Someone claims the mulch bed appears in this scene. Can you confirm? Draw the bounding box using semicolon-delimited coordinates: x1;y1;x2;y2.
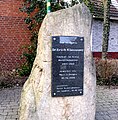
0;76;28;89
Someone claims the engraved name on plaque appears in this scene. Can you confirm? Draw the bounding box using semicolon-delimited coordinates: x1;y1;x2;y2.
52;36;84;97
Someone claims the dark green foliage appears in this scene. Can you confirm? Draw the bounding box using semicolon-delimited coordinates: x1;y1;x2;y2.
18;0;68;76
18;45;36;76
83;0;94;13
18;0;94;76
18;32;38;76
19;0;66;31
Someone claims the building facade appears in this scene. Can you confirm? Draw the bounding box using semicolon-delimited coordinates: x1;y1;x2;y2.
92;18;118;58
0;0;31;72
92;0;118;58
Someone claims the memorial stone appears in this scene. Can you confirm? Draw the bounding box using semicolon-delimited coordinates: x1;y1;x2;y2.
19;3;96;120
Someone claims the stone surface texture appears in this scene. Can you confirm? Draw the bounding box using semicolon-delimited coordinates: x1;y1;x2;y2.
19;3;96;120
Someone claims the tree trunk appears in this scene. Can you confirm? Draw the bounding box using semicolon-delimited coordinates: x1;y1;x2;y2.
102;0;111;59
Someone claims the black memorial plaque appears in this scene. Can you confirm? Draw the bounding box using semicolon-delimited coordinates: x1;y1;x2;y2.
52;36;84;97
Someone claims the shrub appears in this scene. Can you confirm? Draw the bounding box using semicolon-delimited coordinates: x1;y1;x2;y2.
95;58;118;86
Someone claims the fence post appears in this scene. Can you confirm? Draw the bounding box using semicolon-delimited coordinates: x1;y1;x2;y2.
47;0;51;13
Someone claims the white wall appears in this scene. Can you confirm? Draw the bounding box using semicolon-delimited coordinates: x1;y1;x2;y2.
92;19;118;52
